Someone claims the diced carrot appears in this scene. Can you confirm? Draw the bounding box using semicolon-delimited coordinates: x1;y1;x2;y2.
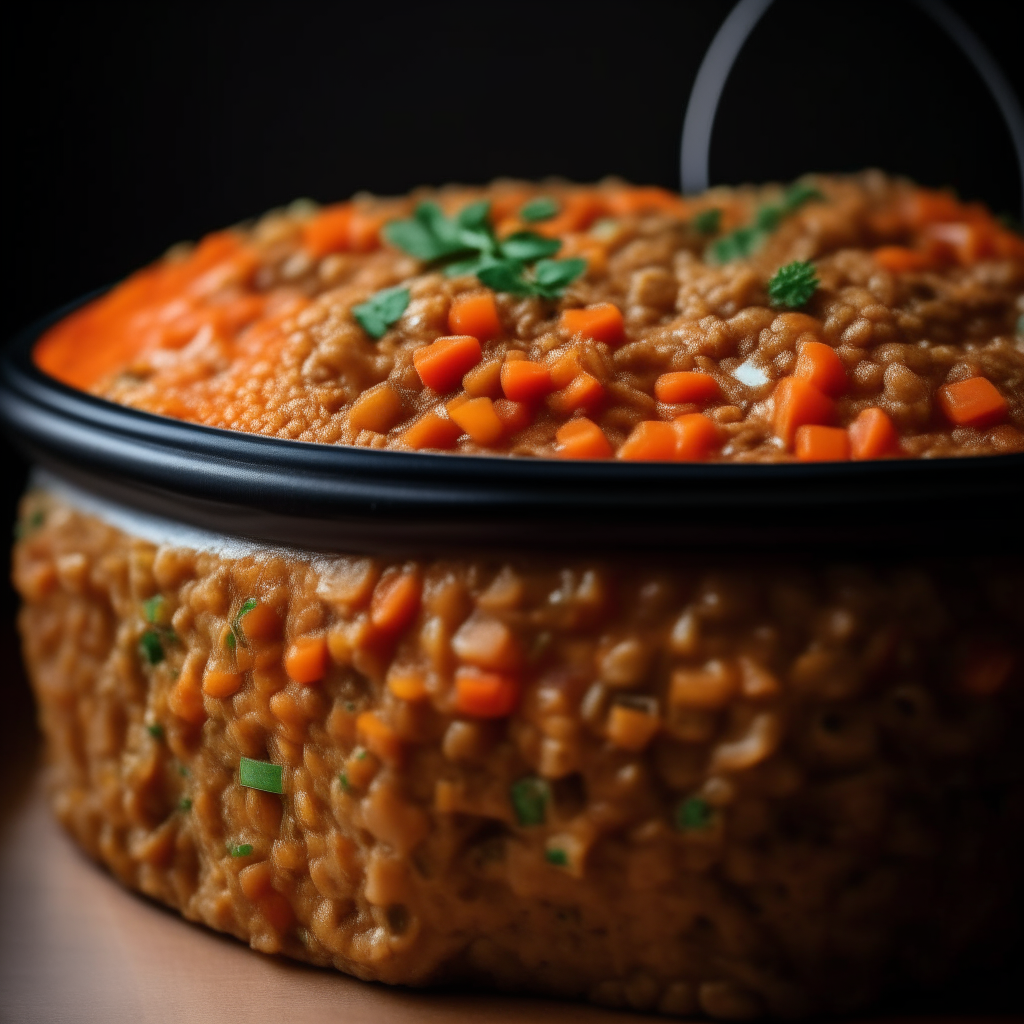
673;413;720;461
348;382;404;434
534;192;604;237
849;407;898;460
903;188;962;228
773;377;835;446
403;411;462;450
617;420;678;461
501;360;553;402
413;335;482;393
794;340;847;397
448;396;504;445
493;398;532;434
303;204;354;258
923;222;996;265
370;567;421;635
873;246;931;273
239;603;282;644
387;671;430;702
602;186;688;218
655;371;721;405
348;209;386;252
285;636;330;684
448;291;502;340
606;704;660;752
548;372;605;417
794;424;850;462
462;359;503;398
168;668;206;725
453;668;520;718
559;303;625;346
548;350;582;388
202;668;244;698
357;710;404;764
554;417;613;459
937;377;1008;428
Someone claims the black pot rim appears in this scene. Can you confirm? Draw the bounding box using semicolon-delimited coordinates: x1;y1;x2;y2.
2;292;1022;554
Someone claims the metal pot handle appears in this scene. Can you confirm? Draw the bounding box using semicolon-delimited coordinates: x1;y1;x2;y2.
680;0;1024;218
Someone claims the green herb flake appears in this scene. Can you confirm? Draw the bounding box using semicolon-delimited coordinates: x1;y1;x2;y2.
15;508;46;540
239;756;284;795
767;260;819;309
237;597;257;620
675;796;712;831
355;748;368;761
510;776;550;827
520;197;560;223
781;181;824;213
339;771;351;793
344;701;356;713
228;843;254;858
545;847;568;867
693;208;722;235
225;629;237;652
532;257;587;299
708;225;766;264
139;630;165;665
142;595;165;624
178;764;190;778
146;723;164;740
353;285;411;340
499;231;562;263
178;797;192;811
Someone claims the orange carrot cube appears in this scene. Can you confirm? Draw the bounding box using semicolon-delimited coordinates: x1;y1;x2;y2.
654;371;720;404
937;377;1008;428
413;335;482;393
559;303;625;346
794;424;850;462
448;291;502;340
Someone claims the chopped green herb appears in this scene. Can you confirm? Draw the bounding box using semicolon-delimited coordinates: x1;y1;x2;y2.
355;748;368;761
675;796;712;831
239;756;283;795
139;630;165;665
385;199;584;299
142;595;165;624
499;231;562;263
344;701;356;712
545;847;568;867
178;797;192;811
781;181;824;213
225;629;237;652
178;764;190;777
228;843;253;858
767;260;819;309
511;776;550;827
237;597;257;620
14;508;46;540
147;723;164;740
707;180;823;264
693;208;722;235
339;771;351;793
352;285;411;340
520;197;560;223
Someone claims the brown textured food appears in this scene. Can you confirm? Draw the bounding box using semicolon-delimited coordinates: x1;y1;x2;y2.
13;491;1024;1018
33;173;1024;460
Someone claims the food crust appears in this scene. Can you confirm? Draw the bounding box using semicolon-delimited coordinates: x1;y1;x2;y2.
13;491;1024;1018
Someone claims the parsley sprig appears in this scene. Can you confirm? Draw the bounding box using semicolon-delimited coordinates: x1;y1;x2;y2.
707;181;823;264
767;260;819;309
383;201;586;299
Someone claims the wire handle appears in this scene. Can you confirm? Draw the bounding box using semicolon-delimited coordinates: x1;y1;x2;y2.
680;0;1024;218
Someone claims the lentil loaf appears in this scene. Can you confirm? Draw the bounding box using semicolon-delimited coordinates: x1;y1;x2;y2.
13;489;1024;1019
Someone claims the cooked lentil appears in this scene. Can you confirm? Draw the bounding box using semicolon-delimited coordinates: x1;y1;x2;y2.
13;490;1024;1018
33;174;1024;461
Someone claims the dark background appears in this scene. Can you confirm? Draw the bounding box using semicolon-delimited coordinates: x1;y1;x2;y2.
0;2;1022;1012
